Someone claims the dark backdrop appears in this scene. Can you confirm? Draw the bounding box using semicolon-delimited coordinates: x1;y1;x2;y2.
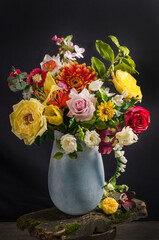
0;0;159;221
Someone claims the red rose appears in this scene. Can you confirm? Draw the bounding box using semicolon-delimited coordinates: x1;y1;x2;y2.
124;106;150;134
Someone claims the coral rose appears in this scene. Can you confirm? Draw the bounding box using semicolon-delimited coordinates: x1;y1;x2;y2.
66;88;96;122
10;98;47;145
124;106;150;134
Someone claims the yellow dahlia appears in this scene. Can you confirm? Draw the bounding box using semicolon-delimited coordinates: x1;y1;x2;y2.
102;197;119;215
56;62;97;93
97;100;116;121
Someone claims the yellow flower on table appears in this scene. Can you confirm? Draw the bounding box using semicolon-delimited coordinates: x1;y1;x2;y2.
112;70;142;102
44;105;63;126
102;197;119;215
10;98;47;145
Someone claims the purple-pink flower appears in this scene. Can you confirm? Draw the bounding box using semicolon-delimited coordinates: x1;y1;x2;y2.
66;88;96;122
97;128;116;154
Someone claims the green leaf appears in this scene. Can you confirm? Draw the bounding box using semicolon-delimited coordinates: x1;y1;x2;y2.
77;142;83;152
7;76;18;84
108;35;120;48
95;90;103;104
77;126;85;142
19;72;28;79
80;116;96;129
98;200;103;209
91;57;106;78
45;128;54;141
23;84;30;93
108;177;116;187
34;135;46;146
114;62;137;74
16;81;27;90
96;40;114;63
119;46;130;56
95;119;107;130
68;116;77;134
56;139;62;149
115;184;129;193
64;35;73;43
100;88;108;101
68;152;78;159
9;84;17;92
122;57;139;74
53;152;64;159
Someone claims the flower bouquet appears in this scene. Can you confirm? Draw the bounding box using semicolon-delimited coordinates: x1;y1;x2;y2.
8;34;150;215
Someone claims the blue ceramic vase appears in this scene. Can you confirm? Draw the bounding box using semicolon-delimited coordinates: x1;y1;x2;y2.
48;130;105;215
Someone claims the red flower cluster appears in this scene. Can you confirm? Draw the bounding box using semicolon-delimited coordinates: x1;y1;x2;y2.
27;68;47;86
124;106;150;134
8;69;21;87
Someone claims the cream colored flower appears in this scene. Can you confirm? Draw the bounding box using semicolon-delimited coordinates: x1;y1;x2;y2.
107;183;114;191
10;98;47;145
88;79;104;91
116;126;138;146
112;94;123;106
60;134;77;154
84;130;101;148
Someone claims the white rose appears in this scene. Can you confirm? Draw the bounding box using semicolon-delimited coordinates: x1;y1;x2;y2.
89;79;104;91
60;134;77;154
116;126;138;146
112;94;123;106
84;130;101;148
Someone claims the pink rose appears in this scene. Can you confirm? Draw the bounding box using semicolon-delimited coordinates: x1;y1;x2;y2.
124;106;150;134
66;88;96;122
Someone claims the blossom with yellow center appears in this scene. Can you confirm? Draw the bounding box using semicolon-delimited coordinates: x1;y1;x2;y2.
10;98;47;145
112;70;142;102
97;100;116;121
44;105;63;126
56;62;97;93
102;197;119;215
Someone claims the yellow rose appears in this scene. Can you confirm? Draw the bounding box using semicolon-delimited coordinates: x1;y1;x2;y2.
44;105;63;126
112;70;142;102
102;197;119;215
10;98;47;145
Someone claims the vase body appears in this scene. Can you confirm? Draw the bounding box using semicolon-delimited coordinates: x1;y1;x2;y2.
48;131;105;215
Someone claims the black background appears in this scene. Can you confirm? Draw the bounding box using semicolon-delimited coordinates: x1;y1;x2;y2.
0;0;159;221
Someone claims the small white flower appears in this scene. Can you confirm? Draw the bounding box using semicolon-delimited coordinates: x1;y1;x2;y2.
121;156;128;164
105;88;115;97
74;45;85;58
112;94;123;106
116;126;138;146
84;130;101;149
120;164;126;172
103;189;108;197
88;79;104;91
115;150;125;158
60;134;77;154
64;51;76;61
40;54;61;76
113;143;122;151
22;86;33;100
107;183;114;191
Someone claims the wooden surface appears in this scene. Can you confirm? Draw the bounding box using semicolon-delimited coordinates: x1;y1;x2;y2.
0;221;159;240
16;193;147;240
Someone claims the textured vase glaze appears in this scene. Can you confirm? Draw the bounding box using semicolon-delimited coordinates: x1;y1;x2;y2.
48;131;105;215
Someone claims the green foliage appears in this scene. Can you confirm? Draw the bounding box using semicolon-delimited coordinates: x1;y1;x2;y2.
77;142;83;152
68;152;78;159
115;184;129;193
19;72;28;79
54;222;81;237
108;35;120;48
77;126;85;142
100;88;108;101
34;135;46;147
119;46;130;56
7;67;28;92
79;116;96;129
16;81;27;90
95;40;114;63
68;116;77;134
122;98;136;110
64;35;73;43
114;62;137;74
91;57;106;78
56;139;62;149
53;152;64;159
95;90;103;104
95;119;107;130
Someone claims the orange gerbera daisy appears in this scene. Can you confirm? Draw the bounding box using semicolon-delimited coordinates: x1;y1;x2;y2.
56;62;97;93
